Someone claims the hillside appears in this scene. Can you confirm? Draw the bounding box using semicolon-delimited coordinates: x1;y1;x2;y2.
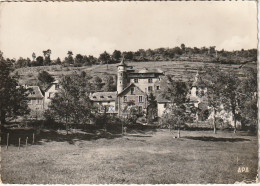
14;61;257;86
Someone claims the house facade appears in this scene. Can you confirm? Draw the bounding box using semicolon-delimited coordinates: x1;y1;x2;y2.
44;80;60;109
26;86;45;118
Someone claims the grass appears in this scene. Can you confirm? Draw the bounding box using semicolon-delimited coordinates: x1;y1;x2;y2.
14;61;256;85
1;129;258;184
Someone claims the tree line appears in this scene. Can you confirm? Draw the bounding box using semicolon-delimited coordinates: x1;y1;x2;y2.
6;44;257;69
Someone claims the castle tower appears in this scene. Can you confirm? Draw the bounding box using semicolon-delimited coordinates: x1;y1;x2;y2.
117;58;127;93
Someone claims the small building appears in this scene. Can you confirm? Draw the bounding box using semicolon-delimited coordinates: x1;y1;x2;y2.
44;80;60;109
27;86;45;118
156;94;172;117
89;92;117;114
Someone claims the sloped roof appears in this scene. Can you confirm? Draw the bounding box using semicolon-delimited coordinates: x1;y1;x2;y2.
90;91;117;102
117;83;145;96
156;93;172;103
27;86;44;99
45;80;59;92
138;68;164;74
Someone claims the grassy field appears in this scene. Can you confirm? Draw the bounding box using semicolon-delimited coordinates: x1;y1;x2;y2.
15;61;256;85
1;129;258;184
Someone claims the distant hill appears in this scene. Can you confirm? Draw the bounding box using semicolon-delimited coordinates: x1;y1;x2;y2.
14;60;256;86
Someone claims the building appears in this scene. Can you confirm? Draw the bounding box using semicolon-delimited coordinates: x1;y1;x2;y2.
89;92;117;114
26;86;45;118
117;83;148;117
90;58;165;117
44;80;60;109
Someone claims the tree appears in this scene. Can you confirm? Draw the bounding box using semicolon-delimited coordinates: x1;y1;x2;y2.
238;68;257;131
0;52;30;124
197;66;223;134
38;70;54;90
220;70;242;133
35;56;44;66
160;75;191;137
103;75;116;92
91;76;103;92
181;44;186;54
147;93;157;123
74;54;84;67
64;51;74;66
32;52;36;62
43;49;52;66
99;51;111;64
47;74;95;134
112;50;122;62
56;57;61;65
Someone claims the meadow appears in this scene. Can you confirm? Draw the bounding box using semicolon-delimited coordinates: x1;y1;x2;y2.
1;129;257;184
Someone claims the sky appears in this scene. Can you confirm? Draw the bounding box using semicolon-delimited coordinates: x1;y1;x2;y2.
0;1;257;60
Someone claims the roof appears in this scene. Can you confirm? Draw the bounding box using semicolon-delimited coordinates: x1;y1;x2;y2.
117;83;145;96
45;80;59;92
27;86;44;99
138;68;164;74
90;91;117;102
156;93;172;103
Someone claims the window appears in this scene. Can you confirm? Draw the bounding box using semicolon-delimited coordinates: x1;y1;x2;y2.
134;78;138;83
123;96;127;102
164;103;167;108
131;87;134;95
148;86;153;92
148;78;153;83
156;86;160;90
139;96;143;103
37;99;41;105
55;84;59;90
108;95;112;98
100;96;104;98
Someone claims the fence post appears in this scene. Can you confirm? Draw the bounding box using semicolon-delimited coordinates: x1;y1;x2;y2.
26;137;28;147
6;133;9;149
18;138;21;150
33;133;35;144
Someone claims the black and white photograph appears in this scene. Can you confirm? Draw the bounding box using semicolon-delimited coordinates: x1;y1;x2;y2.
0;1;258;184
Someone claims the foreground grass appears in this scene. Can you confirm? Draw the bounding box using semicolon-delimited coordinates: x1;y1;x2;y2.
1;129;258;184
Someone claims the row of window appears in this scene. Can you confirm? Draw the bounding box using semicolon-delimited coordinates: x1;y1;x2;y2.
134;78;153;83
124;95;143;103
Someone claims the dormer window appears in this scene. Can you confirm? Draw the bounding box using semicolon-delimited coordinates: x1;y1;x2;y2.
93;96;97;98
100;96;104;98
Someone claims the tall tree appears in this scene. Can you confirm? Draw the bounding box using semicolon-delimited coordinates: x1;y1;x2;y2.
160;75;191;137
112;50;122;62
197;66;223;134
43;49;52;66
38;70;55;90
220;70;242;133
47;74;95;134
0;52;30;124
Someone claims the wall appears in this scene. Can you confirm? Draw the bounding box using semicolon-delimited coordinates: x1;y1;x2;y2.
129;77;161;93
118;86;147;116
44;83;60;108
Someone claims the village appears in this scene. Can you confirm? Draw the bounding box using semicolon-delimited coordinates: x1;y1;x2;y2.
0;1;258;184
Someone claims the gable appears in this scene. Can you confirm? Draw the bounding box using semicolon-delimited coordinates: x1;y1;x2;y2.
118;83;146;97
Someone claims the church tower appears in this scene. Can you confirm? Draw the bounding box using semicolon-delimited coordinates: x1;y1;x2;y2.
117;58;127;93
